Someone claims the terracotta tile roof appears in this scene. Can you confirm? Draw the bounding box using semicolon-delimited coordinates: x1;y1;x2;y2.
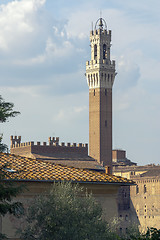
0;153;134;185
34;156;104;170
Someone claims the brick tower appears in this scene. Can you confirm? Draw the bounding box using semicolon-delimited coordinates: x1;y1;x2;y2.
86;18;116;172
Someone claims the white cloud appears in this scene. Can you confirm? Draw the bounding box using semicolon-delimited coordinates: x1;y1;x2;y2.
0;0;160;166
116;55;140;91
0;0;46;52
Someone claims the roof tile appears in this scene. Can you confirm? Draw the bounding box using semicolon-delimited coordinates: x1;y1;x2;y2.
0;153;134;184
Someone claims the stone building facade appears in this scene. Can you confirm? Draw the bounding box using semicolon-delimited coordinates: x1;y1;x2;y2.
0;152;133;239
113;164;160;233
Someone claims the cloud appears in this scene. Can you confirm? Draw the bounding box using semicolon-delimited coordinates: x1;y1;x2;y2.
0;86;89;147
115;55;140;91
0;0;46;52
0;0;88;92
0;0;160;166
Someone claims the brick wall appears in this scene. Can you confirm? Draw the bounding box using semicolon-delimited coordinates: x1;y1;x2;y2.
11;143;88;159
89;88;112;168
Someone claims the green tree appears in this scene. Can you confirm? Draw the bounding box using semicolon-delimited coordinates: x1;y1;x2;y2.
117;226;160;240
0;165;24;240
0;95;22;239
0;95;20;152
0;165;24;217
20;182;110;240
141;228;160;240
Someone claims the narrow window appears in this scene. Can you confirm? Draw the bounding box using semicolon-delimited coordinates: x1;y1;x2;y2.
88;75;90;86
94;44;97;60
96;73;98;85
144;185;147;193
125;215;128;221
105;120;107;127
94;89;95;96
119;228;122;234
136;185;139;194
105;89;107;96
103;44;107;59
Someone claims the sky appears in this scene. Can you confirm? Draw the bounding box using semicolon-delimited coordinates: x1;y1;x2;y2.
0;0;160;166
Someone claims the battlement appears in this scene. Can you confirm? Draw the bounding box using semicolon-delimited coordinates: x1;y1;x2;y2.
10;136;88;159
90;29;111;37
86;59;115;67
10;136;88;149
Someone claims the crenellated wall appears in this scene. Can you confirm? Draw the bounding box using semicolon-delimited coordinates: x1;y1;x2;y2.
10;136;88;159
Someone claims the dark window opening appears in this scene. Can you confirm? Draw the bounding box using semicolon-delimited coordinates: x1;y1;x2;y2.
105;120;107;127
103;44;107;59
94;45;97;60
105;89;107;96
94;89;95;96
144;185;147;193
136;185;139;194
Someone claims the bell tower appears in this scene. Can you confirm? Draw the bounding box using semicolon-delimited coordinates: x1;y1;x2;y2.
86;18;116;172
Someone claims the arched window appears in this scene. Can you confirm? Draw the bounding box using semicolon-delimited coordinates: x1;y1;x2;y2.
88;75;90;86
91;74;93;86
94;45;97;60
93;74;95;86
96;73;98;85
103;44;107;59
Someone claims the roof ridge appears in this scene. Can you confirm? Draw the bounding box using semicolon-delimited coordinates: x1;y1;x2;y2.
0;153;134;185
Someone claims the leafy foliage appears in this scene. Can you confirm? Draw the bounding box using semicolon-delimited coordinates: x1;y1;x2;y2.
0;165;24;217
142;227;160;240
0;95;20;123
0;136;7;153
0;165;24;239
0;95;20;153
20;182;109;240
116;226;160;240
19;182;160;240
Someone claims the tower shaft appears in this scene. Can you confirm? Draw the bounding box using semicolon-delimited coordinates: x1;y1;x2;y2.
86;18;116;172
